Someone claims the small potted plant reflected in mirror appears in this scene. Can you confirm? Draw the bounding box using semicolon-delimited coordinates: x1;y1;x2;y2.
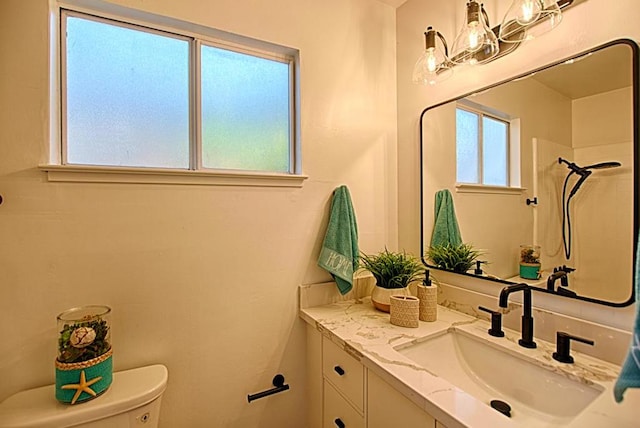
519;244;541;280
426;243;483;274
359;249;424;312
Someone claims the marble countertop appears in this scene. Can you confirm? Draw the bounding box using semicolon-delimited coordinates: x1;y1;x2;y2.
300;297;640;428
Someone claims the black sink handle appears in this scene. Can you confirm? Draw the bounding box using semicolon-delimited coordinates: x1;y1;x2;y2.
478;306;505;338
552;331;594;364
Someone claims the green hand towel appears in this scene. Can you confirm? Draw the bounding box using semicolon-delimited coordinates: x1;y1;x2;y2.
318;186;359;295
430;189;462;248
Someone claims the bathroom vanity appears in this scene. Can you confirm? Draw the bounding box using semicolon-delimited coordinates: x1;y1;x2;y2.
300;282;638;428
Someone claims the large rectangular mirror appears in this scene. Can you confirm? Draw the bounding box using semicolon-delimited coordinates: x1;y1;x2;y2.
420;39;638;307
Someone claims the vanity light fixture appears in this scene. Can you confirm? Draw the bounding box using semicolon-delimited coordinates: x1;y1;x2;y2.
450;0;499;65
499;0;567;43
412;26;453;86
413;0;575;86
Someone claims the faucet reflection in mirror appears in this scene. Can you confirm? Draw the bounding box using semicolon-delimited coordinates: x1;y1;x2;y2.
412;0;574;86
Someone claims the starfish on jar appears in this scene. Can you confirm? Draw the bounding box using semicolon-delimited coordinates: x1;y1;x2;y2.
61;370;102;404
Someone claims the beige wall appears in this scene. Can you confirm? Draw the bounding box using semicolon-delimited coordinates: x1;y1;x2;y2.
573;87;634;148
572;88;634;303
0;0;397;426
397;0;639;327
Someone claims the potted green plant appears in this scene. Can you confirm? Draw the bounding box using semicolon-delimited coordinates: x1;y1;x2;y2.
426;243;483;274
360;249;424;312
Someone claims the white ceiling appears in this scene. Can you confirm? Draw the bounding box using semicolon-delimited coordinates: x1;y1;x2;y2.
531;43;633;99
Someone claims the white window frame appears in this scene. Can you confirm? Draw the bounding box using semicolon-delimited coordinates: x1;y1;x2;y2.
42;2;306;187
455;100;524;195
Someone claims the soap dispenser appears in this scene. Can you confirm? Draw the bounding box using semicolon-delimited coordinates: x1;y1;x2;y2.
417;269;437;322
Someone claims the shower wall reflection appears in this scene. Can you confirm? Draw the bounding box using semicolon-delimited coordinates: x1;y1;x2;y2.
535;113;632;303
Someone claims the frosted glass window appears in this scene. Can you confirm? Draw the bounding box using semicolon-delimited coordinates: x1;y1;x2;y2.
201;45;291;172
64;15;190;168
456;109;479;183
456;106;510;186
60;10;297;176
482;117;508;186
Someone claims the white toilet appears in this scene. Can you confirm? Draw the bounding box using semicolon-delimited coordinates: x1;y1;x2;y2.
0;364;168;428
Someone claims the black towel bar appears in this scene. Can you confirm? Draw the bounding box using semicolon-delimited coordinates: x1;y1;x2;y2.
247;374;290;403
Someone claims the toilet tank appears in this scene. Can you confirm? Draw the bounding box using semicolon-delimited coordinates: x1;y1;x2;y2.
0;365;168;428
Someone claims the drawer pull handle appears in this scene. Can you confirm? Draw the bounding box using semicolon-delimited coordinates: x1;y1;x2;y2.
334;418;346;428
334;366;345;376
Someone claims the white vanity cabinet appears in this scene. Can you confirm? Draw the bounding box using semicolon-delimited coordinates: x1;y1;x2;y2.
307;324;444;428
324;379;365;428
322;335;365;428
367;370;436;428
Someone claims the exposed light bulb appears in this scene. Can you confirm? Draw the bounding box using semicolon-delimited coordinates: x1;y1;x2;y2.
450;1;499;65
468;22;480;50
426;48;437;72
499;0;563;43
520;0;536;23
412;27;453;86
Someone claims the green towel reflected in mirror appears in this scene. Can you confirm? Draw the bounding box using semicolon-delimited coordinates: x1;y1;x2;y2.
431;189;462;248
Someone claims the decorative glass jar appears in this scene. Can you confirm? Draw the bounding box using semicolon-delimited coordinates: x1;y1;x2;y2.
55;305;113;404
519;245;541;280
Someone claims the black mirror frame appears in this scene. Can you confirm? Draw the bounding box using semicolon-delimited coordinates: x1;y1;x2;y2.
419;39;639;308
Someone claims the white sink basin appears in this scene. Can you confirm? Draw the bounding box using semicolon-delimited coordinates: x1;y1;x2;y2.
396;330;604;426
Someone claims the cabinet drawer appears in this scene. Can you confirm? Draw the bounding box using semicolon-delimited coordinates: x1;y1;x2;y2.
323;380;365;428
322;336;364;411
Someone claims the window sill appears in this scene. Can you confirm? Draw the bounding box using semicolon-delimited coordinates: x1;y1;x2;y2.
39;164;308;187
455;183;526;195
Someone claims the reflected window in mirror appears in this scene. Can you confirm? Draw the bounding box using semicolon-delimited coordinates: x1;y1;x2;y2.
456;103;512;186
454;99;523;193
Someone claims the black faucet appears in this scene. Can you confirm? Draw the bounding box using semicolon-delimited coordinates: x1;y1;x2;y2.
547;265;576;292
546;270;567;292
498;283;537;349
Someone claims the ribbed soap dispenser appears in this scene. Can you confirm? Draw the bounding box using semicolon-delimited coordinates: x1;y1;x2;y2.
417;269;437;322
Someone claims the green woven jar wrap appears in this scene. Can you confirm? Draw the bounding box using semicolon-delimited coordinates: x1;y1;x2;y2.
520;264;540;280
55;351;113;404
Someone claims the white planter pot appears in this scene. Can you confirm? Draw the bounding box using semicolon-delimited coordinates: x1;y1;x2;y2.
371;286;411;313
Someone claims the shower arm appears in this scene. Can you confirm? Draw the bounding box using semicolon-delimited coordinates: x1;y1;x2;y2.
558;157;585;174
